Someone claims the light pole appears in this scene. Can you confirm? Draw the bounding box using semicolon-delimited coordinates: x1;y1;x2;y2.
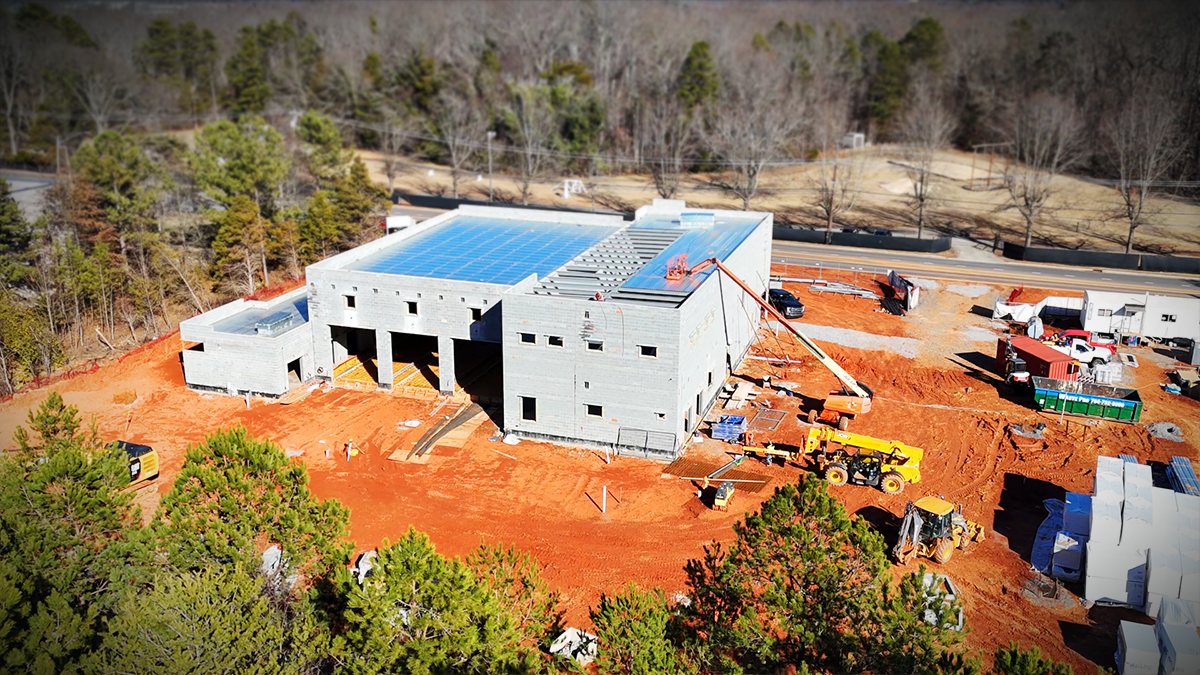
486;130;496;202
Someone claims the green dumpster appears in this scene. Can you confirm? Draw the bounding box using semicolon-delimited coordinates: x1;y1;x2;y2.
1030;377;1142;422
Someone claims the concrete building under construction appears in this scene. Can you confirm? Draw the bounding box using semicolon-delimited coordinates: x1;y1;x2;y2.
180;200;772;458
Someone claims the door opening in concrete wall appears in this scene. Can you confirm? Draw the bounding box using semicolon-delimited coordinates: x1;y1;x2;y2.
521;396;537;421
329;326;378;386
287;358;302;386
384;332;440;391
453;339;503;411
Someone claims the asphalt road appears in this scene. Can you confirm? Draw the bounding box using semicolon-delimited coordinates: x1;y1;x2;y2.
772;240;1200;297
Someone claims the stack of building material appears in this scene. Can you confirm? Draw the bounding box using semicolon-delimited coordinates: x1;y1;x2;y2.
1147;549;1185;617
1086;457;1148;607
1090;457;1125;545
1116;620;1160;675
1179;494;1200;611
1156;619;1200;675
1122;464;1155;551
1052;531;1087;581
1063;492;1091;536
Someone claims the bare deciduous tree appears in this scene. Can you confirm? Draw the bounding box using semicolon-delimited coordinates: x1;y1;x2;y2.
73;67;126;133
380;111;413;193
430;87;486;199
809;93;863;243
998;95;1084;248
897;78;956;238
508;86;556;205
0;34;28;156
1104;91;1183;254
643;92;693;199
704;60;801;210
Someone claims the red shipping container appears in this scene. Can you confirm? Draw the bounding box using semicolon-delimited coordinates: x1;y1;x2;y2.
996;336;1078;382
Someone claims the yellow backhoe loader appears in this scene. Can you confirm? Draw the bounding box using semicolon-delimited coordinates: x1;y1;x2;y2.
893;496;985;564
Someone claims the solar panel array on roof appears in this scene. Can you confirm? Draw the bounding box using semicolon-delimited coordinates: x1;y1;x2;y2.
212;296;309;336
346;216;619;285
614;216;764;301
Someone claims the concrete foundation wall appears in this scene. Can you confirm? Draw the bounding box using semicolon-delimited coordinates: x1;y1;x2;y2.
180;324;313;397
502;286;682;449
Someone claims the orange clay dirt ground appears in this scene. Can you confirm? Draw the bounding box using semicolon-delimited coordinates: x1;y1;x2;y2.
2;266;1198;674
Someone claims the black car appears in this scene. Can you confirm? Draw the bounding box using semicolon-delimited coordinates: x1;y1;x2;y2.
768;289;805;318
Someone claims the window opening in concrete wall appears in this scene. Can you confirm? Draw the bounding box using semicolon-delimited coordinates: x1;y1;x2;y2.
352;287;358;292
656;412;666;420
584;311;590;318
548;335;563;347
696;392;702;416
584;381;590;389
587;340;603;352
460;297;465;302
344;295;356;308
521;396;537;421
708;370;713;386
407;301;418;315
520;332;536;344
1098;309;1113;317
640;345;658;358
438;295;444;300
586;404;602;417
1163;314;1177;322
471;308;482;321
373;288;378;294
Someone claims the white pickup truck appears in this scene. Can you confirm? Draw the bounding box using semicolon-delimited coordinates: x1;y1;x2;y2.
1047;338;1113;367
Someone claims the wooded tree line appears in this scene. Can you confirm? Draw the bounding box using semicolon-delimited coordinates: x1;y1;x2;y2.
0;0;1197;390
1;392;1073;675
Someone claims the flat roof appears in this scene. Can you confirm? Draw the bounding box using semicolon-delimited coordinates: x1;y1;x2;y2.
619;214;764;294
346;216;619;285
211;295;309;336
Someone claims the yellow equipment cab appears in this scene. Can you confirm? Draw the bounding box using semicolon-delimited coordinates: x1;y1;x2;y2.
116;441;159;486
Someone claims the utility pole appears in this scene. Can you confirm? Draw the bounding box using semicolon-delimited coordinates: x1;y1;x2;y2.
487;130;496;202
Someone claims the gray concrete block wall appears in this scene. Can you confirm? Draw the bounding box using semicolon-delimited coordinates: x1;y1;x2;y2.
180;324;313;397
502;291;682;447
305;269;513;381
675;216;772;432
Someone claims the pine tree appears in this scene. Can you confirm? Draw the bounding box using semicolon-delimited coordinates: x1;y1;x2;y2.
331;157;389;245
300;190;341;261
154;425;351;578
72;130;167;232
190;115;291;218
0;176;32;283
591;584;692;675
93;566;325;675
465;543;563;652
338;528;540;675
676;41;719;111
297;110;351;186
683;474;972;674
0;393;152;672
993;642;1072;675
224;25;270;113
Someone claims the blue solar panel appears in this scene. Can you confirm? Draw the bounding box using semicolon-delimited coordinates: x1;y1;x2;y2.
347;216;619;284
621;217;764;293
212;296;309;336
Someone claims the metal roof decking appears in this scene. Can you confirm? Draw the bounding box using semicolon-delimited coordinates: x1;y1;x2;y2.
531;228;683;299
211;296;310;336
346;216;619;285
